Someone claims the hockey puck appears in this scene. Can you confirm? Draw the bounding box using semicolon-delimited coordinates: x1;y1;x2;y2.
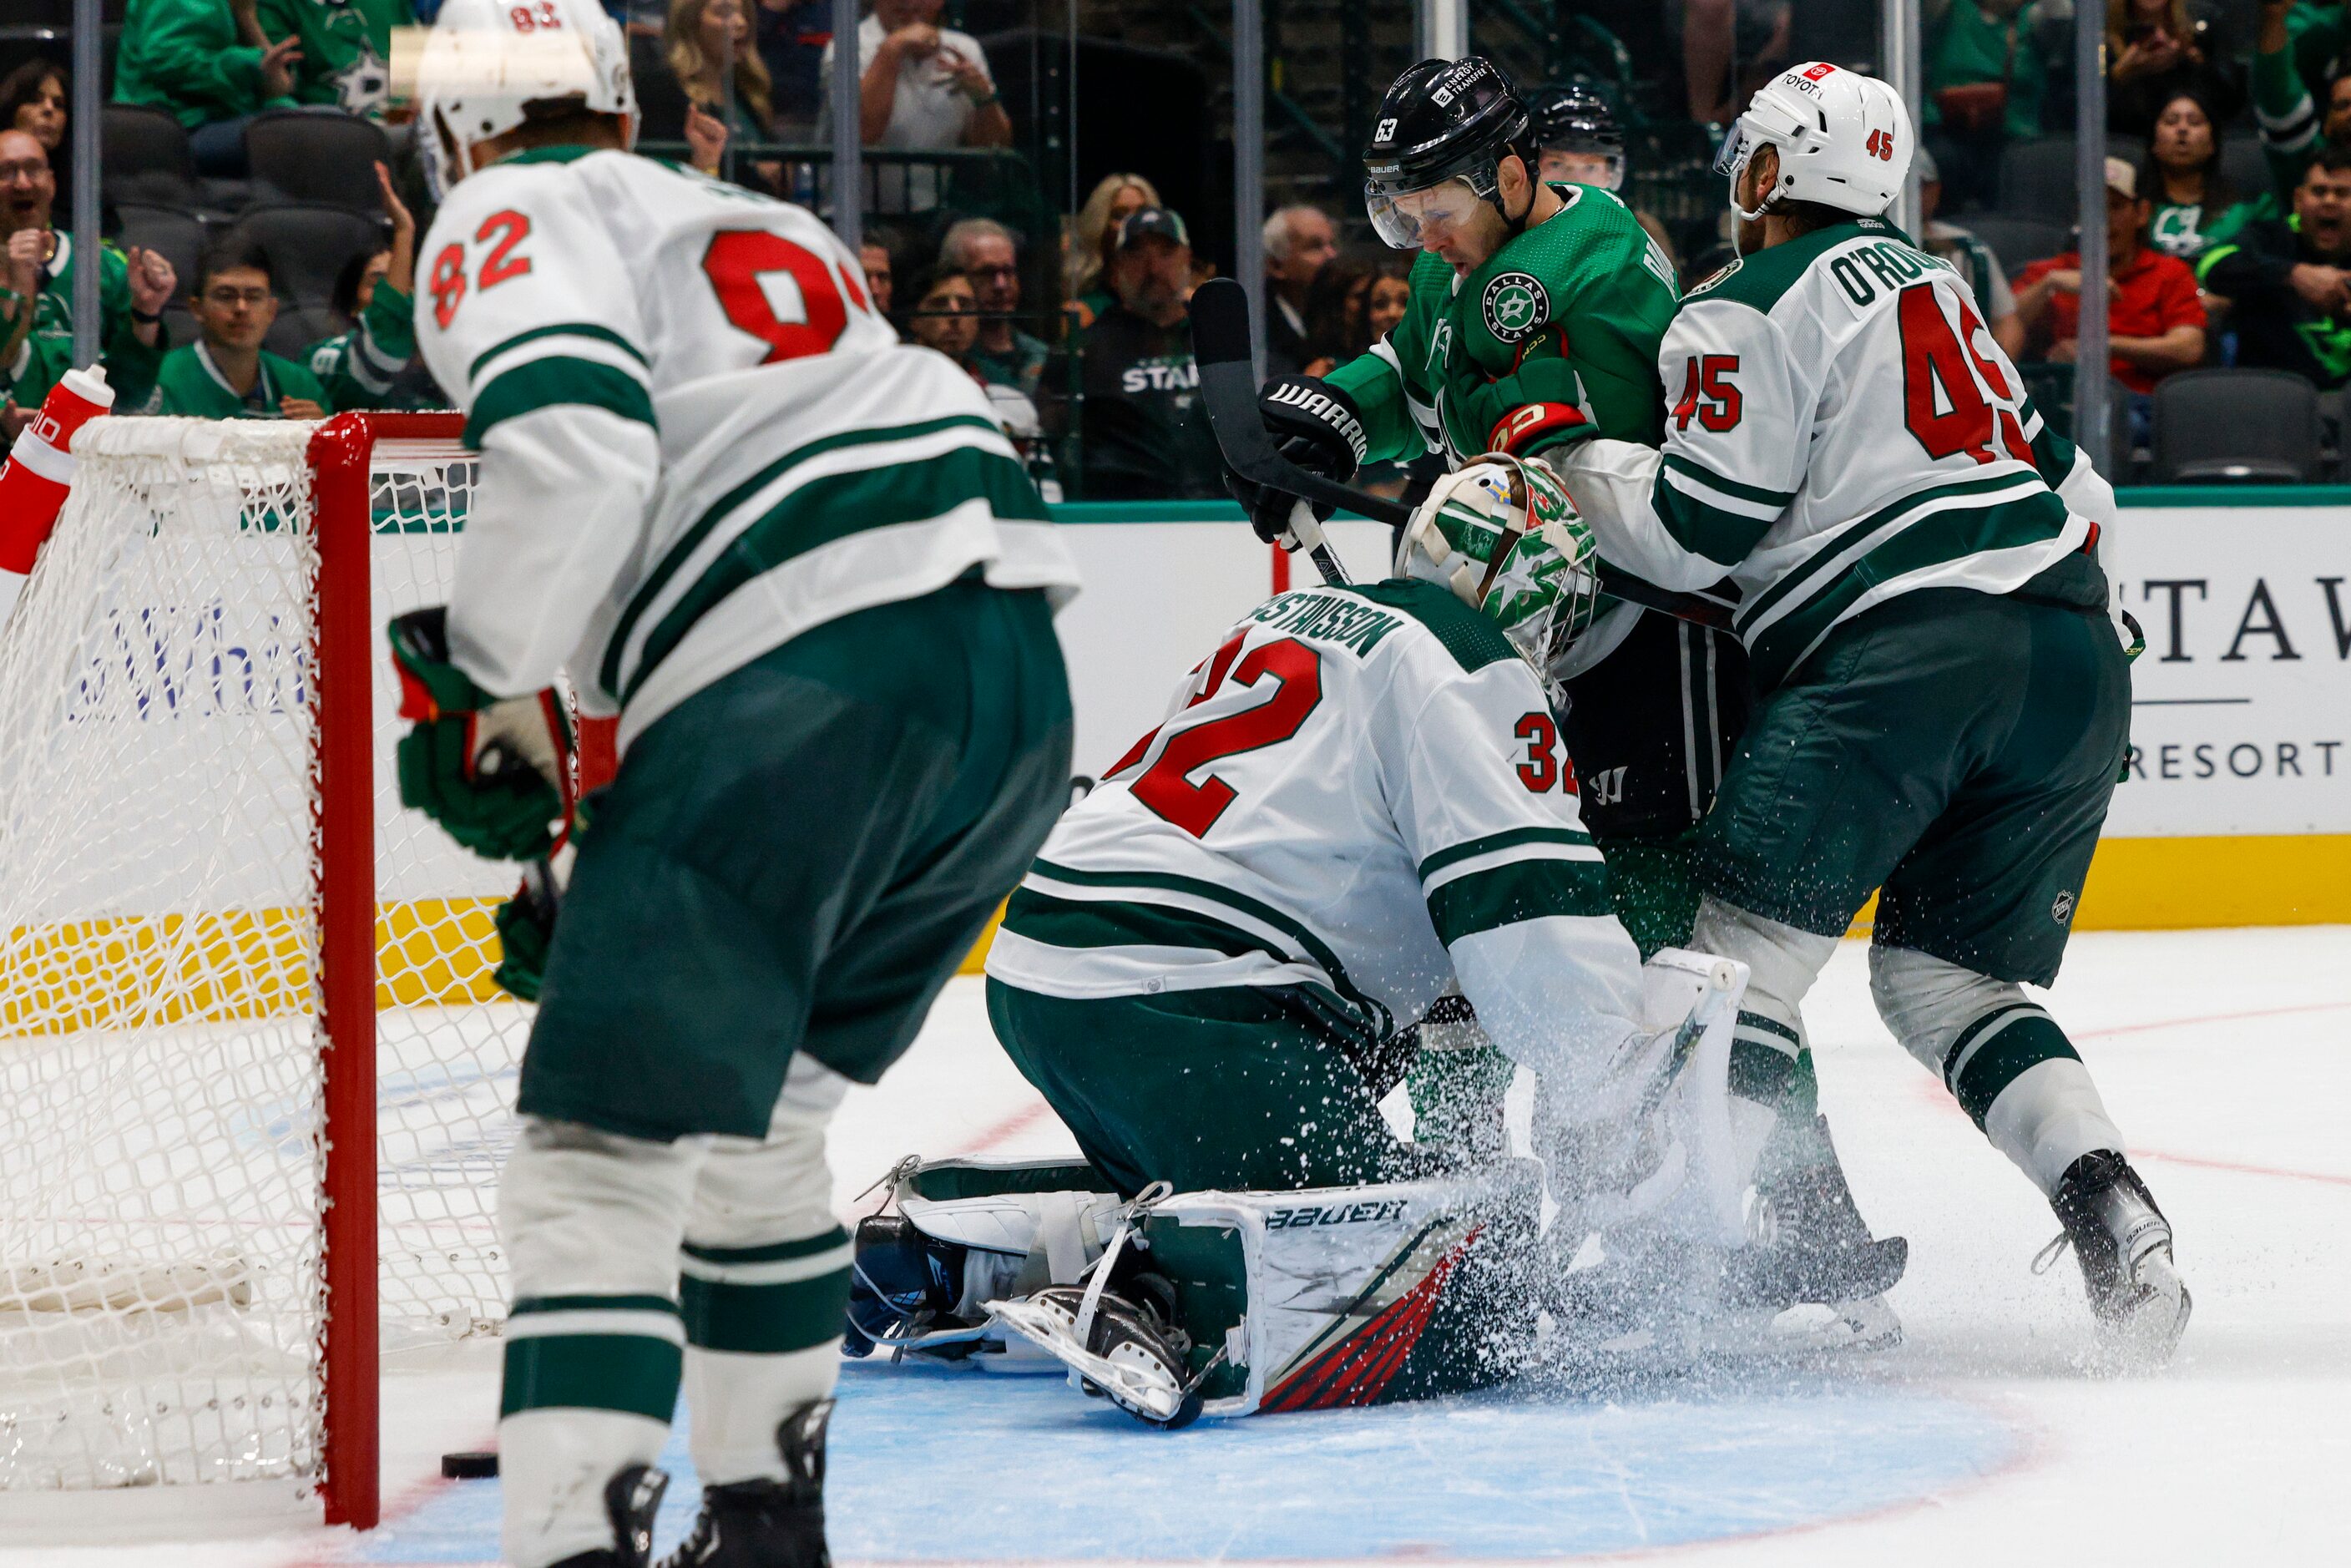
441;1449;499;1479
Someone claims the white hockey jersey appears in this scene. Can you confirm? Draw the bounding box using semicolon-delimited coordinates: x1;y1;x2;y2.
413;147;1079;746
1557;215;2120;691
985;579;1648;1100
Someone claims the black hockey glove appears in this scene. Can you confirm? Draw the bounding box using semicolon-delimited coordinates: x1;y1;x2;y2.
1224;377;1368;546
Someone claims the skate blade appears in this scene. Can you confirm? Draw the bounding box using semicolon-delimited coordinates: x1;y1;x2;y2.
2098;1267;2192;1373
986;1297;1196;1425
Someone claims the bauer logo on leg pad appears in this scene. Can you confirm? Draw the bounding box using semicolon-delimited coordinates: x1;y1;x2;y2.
1264;1199;1410;1230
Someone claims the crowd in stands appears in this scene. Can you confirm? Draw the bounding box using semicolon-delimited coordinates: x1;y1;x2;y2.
8;0;2350;490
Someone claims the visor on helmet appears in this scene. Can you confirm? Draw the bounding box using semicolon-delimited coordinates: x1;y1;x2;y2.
1711;117;1761;181
1366;173;1494;249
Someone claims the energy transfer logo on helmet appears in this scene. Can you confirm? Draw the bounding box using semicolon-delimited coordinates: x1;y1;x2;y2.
1362;56;1535;250
1712;61;1912;234
1394;454;1599;698
407;0;638;195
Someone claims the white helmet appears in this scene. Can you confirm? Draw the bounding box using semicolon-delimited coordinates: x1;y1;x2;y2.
1715;62;1912;225
416;0;636;196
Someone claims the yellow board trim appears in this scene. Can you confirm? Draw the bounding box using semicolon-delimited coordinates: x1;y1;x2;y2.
1848;833;2351;938
11;835;2335;1036
957;901;1005;976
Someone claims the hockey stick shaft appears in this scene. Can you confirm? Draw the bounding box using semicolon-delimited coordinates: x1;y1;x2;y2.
1286;501;1351;586
1186;277;1734;633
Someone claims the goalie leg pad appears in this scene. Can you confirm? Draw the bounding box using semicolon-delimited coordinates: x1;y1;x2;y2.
991;1161;1550;1422
844;1156;1125;1357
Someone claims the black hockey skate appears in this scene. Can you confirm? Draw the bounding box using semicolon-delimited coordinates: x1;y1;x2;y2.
841;1213;995;1359
991;1276;1206;1429
1725;1120;1909;1318
549;1464;670;1568
2040;1150;2191;1366
655;1400;833;1568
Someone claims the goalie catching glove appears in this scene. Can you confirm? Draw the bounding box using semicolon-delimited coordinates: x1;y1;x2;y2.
389;606;577;862
1225;376;1369;546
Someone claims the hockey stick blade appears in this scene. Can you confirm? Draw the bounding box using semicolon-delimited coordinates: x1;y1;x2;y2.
1187;278;1732;631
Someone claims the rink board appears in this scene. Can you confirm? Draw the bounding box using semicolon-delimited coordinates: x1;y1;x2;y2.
13;494;2334;1038
1049;496;2351;931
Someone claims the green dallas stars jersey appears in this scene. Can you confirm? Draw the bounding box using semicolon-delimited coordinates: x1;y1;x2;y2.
1324;184;1679;464
255;0;412;118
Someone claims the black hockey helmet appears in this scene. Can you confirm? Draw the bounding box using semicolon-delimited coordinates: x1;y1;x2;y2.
1527;81;1627;190
1363;56;1538;248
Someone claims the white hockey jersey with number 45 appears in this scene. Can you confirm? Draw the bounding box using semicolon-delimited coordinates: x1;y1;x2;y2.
1557;215;2121;692
413;147;1079;746
986;579;1648;1094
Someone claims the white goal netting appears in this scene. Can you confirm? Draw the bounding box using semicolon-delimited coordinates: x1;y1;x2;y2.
0;419;524;1495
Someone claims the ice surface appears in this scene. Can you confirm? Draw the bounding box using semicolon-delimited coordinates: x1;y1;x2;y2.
2;927;2347;1565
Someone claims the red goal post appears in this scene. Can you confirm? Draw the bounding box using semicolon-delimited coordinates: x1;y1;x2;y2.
0;413;603;1531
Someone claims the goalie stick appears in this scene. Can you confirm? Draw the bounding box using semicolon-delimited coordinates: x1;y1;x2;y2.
1186;277;1733;632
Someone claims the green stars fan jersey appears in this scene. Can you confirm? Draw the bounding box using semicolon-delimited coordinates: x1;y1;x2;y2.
1324;184;1680;463
412;146;1079;749
1557;216;2117;692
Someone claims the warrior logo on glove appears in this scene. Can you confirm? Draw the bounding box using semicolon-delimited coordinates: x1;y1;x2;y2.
1394;453;1599;697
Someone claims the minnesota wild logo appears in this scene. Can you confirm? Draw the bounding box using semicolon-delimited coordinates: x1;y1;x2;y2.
1480;271;1549;345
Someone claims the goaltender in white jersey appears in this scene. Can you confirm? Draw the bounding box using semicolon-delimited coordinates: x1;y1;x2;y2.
987;456;1746;1222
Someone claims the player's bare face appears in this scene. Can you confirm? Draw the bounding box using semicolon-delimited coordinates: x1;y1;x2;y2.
1733;150;1772;253
1386;180;1507;273
1539;149;1618;190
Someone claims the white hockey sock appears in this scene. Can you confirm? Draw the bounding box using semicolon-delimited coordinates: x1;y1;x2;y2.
1688;897;1838;1171
1981;1056;2126;1196
1869;944;2126;1196
680;1055;856;1487
498;1408;674;1568
498;1117;706;1567
685;1341;843;1486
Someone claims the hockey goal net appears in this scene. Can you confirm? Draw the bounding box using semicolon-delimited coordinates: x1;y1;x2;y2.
0;414;562;1527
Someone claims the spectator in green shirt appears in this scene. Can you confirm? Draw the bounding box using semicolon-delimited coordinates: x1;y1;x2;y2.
0;130;174;422
153;238;331;418
1924;0;2048;211
112;0;303;175
305;162;429;409
254;0;412;119
2254;0;2351;200
2143;89;2271;261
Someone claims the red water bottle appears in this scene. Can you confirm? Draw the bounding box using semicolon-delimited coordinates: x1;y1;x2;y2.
0;364;113;623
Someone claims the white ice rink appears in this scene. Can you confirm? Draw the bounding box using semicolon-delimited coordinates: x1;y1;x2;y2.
4;925;2347;1566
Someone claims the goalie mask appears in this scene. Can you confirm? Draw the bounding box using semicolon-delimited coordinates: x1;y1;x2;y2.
413;0;637;197
1394;454;1600;698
